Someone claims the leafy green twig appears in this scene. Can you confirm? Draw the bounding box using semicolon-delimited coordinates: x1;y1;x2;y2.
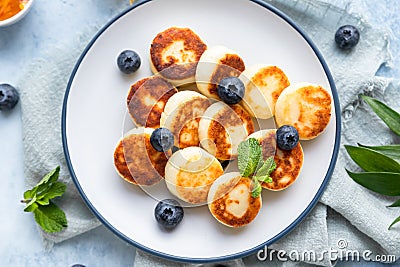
22;166;67;233
346;95;400;229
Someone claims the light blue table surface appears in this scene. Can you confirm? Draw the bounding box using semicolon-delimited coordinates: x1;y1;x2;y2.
0;0;399;266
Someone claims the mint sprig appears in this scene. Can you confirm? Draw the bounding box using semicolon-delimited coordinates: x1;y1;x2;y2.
22;166;67;233
237;138;276;198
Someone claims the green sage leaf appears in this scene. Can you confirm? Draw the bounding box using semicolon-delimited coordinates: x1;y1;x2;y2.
346;170;400;196
358;144;400;162
387;199;400;207
345;145;400;172
388;215;400;230
361;95;400;136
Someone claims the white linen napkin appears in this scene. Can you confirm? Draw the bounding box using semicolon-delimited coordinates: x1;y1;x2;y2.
17;0;399;265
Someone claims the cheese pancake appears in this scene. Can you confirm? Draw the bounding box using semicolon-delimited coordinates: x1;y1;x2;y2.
196;45;245;99
248;129;304;191
160;91;211;148
150;27;207;86
239;64;290;119
113;127;171;186
275;82;332;140
208;172;262;227
165;147;223;205
199;102;254;161
127;76;177;128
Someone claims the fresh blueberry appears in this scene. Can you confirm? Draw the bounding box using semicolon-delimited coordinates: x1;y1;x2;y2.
217;76;245;104
150;127;174;152
154;199;184;229
335;25;360;50
276;125;299;150
71;264;86;267
117;50;141;74
0;84;19;111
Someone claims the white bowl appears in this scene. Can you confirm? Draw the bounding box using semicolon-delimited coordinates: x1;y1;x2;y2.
0;0;34;27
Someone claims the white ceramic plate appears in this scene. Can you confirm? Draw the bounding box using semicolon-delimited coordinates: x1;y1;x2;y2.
62;0;340;263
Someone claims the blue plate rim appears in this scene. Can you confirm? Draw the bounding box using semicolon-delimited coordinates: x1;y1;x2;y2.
61;0;341;263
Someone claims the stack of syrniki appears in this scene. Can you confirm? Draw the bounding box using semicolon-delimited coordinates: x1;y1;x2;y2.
113;26;332;228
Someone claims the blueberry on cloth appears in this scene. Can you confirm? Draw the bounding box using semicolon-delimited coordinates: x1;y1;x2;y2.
335;25;360;50
0;84;19;111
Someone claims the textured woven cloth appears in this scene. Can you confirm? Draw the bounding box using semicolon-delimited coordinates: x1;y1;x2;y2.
18;0;399;266
20;35;102;248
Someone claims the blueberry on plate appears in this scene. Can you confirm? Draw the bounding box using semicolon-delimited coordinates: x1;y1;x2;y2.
276;125;299;150
335;25;360;50
117;50;141;74
0;84;19;111
217;76;245;104
150;127;174;152
154;199;184;229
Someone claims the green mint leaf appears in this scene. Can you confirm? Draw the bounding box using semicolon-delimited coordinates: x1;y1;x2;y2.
33;202;67;233
256;175;273;183
254;156;276;184
37;181;66;200
24;198;38;212
22;166;67;233
34;166;61;196
251;178;262;198
238;138;262;177
38;166;61;186
255;156;276;177
36;198;50;206
361;95;400;136
23;189;35;200
388;215;400;230
23;166;60;200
